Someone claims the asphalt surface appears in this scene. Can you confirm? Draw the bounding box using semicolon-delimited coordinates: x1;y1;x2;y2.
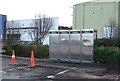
1;55;120;81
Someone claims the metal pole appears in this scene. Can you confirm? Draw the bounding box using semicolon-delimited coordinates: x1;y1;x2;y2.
80;30;82;62
58;30;60;60
68;30;71;61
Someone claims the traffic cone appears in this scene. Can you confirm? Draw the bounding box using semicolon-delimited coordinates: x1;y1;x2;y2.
10;50;16;65
29;50;35;67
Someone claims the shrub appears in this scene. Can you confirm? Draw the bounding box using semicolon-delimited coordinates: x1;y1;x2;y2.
3;44;12;55
93;46;120;63
94;38;118;47
36;45;49;58
2;44;49;58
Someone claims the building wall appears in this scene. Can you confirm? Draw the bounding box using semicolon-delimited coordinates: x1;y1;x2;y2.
93;0;120;2
6;19;35;28
73;2;119;38
6;18;59;30
0;14;7;39
6;17;59;44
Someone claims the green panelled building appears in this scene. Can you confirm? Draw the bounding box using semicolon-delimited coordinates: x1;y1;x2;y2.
73;0;120;38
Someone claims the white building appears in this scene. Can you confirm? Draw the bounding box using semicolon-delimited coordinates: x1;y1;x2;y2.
6;17;59;44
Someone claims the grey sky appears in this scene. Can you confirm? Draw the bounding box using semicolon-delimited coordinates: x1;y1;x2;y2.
0;0;92;26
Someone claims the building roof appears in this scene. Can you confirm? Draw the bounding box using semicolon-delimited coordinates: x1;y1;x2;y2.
93;0;120;2
74;0;120;6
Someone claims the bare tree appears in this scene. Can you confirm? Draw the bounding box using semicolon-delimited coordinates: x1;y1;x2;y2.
104;19;118;39
103;19;118;46
28;14;53;44
28;29;36;42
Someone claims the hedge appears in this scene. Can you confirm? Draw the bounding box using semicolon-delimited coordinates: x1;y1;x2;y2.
2;44;49;58
93;46;120;63
94;38;119;47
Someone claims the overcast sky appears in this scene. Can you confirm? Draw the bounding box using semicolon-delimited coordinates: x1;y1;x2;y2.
0;0;92;26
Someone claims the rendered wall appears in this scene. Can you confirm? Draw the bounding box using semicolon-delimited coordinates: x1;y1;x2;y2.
73;2;118;38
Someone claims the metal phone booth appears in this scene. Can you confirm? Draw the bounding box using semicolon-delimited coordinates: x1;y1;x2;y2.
59;30;70;60
69;30;81;61
49;30;59;59
49;29;96;62
81;29;94;62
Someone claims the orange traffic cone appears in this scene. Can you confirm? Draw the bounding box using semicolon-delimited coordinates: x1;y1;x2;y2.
10;50;16;65
29;50;35;67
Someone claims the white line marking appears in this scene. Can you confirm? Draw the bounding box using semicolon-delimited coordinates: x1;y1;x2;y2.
0;71;6;73
5;69;14;71
56;70;69;75
47;75;55;79
17;67;25;69
115;75;120;81
47;69;69;79
70;67;76;70
47;66;76;79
